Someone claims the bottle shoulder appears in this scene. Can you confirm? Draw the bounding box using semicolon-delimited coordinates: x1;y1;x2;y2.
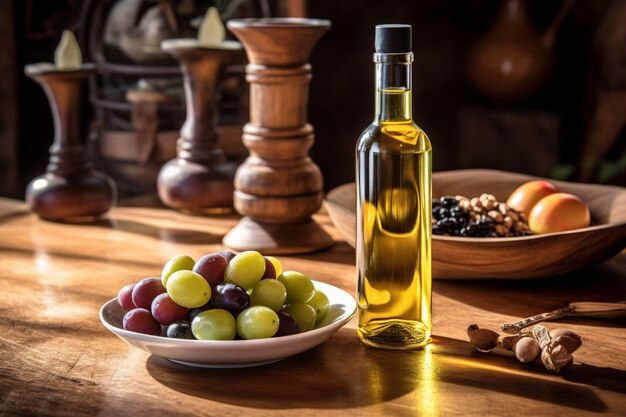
357;121;432;154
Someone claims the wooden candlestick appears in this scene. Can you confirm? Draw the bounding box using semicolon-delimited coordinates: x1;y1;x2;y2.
157;39;240;214
224;18;334;254
24;64;116;222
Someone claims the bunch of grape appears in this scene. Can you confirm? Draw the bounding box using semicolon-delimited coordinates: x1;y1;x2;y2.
117;250;330;340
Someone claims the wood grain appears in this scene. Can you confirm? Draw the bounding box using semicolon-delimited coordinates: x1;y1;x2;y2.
325;169;626;279
0;197;625;417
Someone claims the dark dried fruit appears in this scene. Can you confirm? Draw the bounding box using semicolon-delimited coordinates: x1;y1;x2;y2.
440;196;458;208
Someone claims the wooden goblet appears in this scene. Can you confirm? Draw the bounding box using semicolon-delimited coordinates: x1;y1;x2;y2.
25;64;116;222
224;18;333;254
157;40;240;214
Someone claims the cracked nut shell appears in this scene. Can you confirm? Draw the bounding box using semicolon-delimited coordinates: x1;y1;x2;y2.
501;334;521;351
541;342;573;373
549;329;582;353
467;324;500;352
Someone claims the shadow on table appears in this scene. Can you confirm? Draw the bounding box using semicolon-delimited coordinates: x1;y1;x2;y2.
146;333;606;412
92;218;224;245
563;363;626;396
434;254;626;326
0;244;159;269
0;208;30;224
291;240;356;266
429;337;608;412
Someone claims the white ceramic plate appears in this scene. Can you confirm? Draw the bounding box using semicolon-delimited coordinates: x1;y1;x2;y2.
99;281;356;368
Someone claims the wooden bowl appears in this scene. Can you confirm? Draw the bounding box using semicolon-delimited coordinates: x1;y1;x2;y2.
324;169;626;279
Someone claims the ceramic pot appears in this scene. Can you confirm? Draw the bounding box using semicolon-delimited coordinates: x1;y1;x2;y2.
467;0;553;101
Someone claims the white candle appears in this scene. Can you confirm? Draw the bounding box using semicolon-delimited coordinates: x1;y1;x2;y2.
54;30;82;70
198;7;225;47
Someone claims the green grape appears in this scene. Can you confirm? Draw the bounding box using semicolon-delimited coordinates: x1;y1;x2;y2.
307;289;329;324
266;256;283;276
192;309;236;340
166;270;211;308
277;271;315;304
250;279;287;312
283;302;316;332
224;251;266;290
161;255;195;287
236;306;279;339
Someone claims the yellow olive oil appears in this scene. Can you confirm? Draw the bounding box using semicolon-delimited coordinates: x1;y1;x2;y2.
356;25;432;349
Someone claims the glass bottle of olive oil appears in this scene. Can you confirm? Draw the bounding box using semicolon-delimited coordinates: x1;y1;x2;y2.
356;24;432;349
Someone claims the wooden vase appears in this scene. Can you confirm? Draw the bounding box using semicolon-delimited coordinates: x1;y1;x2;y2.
224;18;334;254
157;40;240;214
467;0;553;101
24;64;116;222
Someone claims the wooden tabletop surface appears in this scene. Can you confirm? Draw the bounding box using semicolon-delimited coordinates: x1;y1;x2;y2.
0;197;625;417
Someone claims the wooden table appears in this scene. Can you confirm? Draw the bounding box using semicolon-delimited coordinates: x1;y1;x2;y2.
0;198;625;416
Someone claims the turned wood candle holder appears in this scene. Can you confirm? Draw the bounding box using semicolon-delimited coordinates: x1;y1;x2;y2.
223;18;333;254
24;64;116;222
157;39;241;214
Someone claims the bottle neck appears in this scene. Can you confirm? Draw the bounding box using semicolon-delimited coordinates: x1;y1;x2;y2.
374;52;413;123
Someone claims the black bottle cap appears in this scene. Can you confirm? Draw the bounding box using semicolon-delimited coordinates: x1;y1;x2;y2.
375;24;412;53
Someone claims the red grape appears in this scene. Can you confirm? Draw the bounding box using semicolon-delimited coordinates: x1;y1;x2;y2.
193;253;228;288
261;257;276;279
132;277;166;309
151;293;189;325
211;282;250;317
216;250;236;263
275;311;300;337
123;308;161;336
117;283;136;310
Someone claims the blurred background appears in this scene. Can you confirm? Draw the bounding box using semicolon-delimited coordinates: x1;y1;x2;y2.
0;0;624;201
